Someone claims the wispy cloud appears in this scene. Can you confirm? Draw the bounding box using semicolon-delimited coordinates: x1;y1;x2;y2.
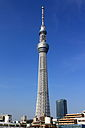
67;0;83;9
54;0;85;16
51;0;85;31
63;53;85;73
0;84;15;89
72;53;85;61
55;0;84;10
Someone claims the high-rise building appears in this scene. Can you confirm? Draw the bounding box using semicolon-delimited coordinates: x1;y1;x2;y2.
56;99;67;119
35;6;50;119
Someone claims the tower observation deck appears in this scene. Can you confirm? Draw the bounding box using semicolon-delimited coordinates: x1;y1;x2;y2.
35;6;50;119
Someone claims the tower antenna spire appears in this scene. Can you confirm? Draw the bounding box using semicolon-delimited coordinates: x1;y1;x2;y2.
42;6;44;26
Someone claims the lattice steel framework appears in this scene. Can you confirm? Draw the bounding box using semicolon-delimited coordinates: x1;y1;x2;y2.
35;7;50;119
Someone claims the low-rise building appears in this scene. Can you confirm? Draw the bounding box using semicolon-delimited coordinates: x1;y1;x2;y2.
57;111;85;125
0;114;12;123
76;118;85;125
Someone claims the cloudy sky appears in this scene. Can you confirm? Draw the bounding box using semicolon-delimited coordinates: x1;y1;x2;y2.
0;0;85;120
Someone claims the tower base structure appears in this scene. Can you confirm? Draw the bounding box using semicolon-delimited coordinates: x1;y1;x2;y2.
32;116;56;128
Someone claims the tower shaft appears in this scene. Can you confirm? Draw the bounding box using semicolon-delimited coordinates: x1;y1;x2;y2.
36;52;50;118
35;7;50;119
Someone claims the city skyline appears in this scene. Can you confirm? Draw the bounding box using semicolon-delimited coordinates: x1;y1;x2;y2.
0;0;85;120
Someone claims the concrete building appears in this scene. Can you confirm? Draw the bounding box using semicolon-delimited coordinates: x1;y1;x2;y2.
56;111;85;125
0;114;12;123
76;118;85;125
56;99;67;119
20;115;27;123
35;6;50;119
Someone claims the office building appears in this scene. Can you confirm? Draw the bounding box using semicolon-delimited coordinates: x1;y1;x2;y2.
56;99;67;119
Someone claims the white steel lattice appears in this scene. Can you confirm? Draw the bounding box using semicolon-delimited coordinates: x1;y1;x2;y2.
36;53;50;118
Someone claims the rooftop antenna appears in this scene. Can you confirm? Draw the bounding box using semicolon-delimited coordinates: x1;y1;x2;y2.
42;6;44;26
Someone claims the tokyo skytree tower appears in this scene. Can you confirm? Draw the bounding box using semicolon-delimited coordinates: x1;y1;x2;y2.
35;7;50;119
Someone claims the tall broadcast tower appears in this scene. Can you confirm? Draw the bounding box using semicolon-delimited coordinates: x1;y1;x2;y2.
35;7;50;119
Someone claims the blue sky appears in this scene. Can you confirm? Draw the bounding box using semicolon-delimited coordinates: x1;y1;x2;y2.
0;0;85;120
